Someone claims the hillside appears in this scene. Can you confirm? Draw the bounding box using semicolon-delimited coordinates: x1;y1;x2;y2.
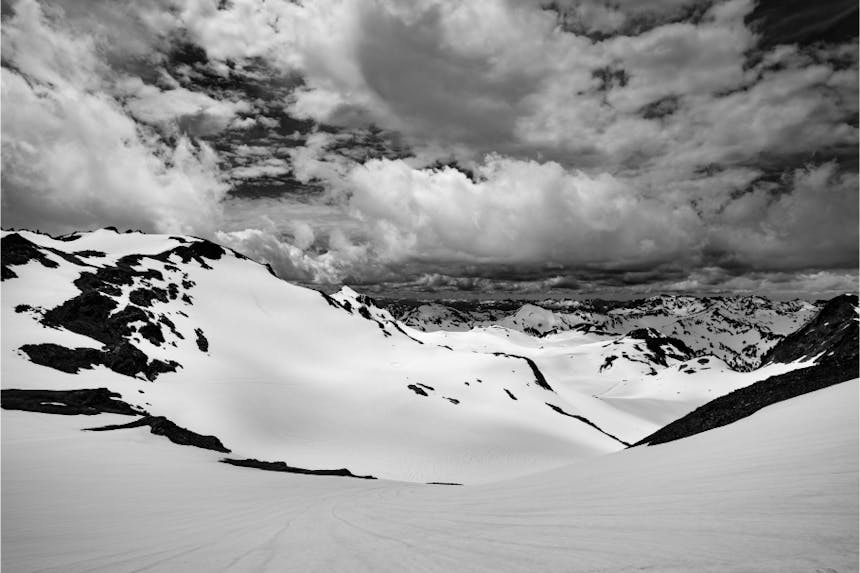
2;229;625;483
635;294;858;446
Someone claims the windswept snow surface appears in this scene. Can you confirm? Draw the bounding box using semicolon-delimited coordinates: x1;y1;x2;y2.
3;380;857;572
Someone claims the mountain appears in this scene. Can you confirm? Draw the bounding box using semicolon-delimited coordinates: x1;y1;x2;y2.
2;228;857;572
760;293;858;366
4;227;832;484
384;295;820;370
1;229;628;483
635;294;858;447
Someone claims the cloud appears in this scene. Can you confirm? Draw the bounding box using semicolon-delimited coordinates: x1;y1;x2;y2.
118;78;253;136
1;0;228;235
1;0;857;299
346;156;700;267
709;162;859;271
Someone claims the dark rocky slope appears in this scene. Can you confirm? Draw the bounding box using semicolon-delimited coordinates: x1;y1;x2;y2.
760;294;858;366
634;294;858;447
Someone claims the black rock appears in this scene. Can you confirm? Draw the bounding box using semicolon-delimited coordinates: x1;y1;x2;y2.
194;328;209;352
492;352;553;391
546;403;630;446
1;388;140;416
761;294;858;366
20;343;104;374
1;233;59;280
407;384;429;396
220;458;375;479
87;416;230;453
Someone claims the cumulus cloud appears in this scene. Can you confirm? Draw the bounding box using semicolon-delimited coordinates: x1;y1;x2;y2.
1;0;227;235
117;78;253;136
346;157;700;267
1;0;857;299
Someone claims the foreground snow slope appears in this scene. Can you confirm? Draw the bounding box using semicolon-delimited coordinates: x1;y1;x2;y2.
3;380;856;573
2;230;626;483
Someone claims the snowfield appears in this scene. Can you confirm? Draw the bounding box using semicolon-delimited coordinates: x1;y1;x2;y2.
2;229;814;483
2;230;626;483
3;380;857;572
2;228;857;572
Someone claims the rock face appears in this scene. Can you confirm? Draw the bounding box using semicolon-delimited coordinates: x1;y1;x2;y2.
1;388;141;416
220;458;376;479
87;416;231;453
2;232;59;279
2;230;231;381
634;297;859;447
760;294;858;366
624;328;695;367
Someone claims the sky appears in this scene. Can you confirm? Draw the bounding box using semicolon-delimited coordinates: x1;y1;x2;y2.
1;0;858;300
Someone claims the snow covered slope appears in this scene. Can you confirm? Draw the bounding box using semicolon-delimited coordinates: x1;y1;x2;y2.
2;229;627;483
390;295;819;370
408;322;811;443
1;228;847;485
3;379;856;572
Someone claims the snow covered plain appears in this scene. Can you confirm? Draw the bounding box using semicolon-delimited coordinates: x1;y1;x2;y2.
3;380;857;572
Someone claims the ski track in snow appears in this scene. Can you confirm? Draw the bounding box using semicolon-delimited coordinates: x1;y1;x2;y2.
3;381;857;573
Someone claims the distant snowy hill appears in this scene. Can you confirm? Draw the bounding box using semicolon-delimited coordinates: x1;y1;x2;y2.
385;294;820;370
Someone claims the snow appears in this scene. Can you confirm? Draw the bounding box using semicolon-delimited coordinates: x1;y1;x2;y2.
397;294;820;370
2;231;624;483
3;380;856;572
3;229;856;571
407;323;814;443
1;230;823;482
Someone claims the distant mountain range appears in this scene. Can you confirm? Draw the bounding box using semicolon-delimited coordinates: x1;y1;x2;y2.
380;295;821;371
